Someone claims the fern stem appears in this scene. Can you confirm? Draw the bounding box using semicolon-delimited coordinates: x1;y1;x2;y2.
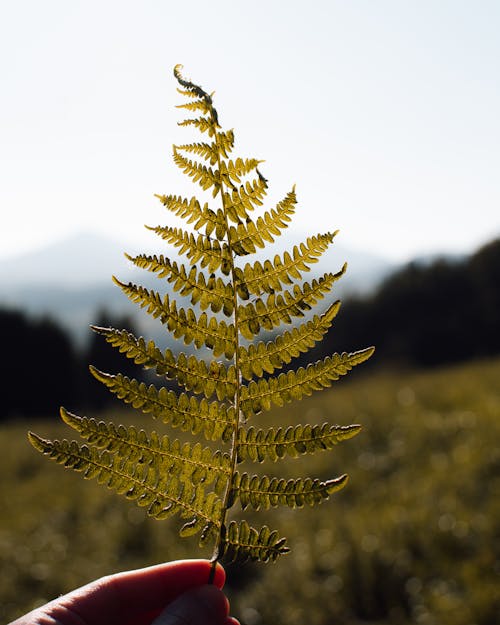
208;107;245;584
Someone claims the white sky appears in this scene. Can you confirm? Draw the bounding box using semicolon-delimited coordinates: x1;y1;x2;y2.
1;0;499;263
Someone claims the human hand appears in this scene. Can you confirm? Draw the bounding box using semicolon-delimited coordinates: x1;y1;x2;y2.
9;559;240;625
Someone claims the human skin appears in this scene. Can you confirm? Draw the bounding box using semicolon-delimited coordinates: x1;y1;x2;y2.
9;559;240;625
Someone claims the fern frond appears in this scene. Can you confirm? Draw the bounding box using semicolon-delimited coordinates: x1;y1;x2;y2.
216;129;235;158
60;409;231;495
236;422;361;463
124;254;234;314
153;194;209;227
174;64;213;102
176;88;200;100
174;141;219;166
238;302;341;379
153;195;227;241
89;369;234;442
112;281;236;357
172;67;218;138
225;174;269;221
144;226;232;274
229;472;349;510
173;148;221;197
240;348;375;417
238;268;346;340
29;66;375;570
237;232;338;297
176;99;214;116
177;116;217;137
219;520;290;563
227;187;297;253
219;158;264;186
27;432;223;534
90;327;237;401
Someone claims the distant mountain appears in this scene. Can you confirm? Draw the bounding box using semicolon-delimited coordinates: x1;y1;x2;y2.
0;231;394;344
0;231;394;289
0;232;136;288
0;233;144;344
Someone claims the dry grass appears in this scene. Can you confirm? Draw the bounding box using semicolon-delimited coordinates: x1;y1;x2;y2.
1;357;499;624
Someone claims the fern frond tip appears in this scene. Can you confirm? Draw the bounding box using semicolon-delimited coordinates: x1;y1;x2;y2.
59;406;83;431
341;424;362;439
88;363;98;375
88;365;111;384
27;431;49;453
111;275;125;288
357;345;376;362
89;324;110;336
326;473;349;494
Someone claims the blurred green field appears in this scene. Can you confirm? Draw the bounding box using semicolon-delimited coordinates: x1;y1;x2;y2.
1;357;499;625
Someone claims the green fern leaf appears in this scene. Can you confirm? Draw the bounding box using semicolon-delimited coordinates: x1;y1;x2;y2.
236;422;362;463
219;520;290;563
220;157;264;185
176;100;214;116
238;301;341;379
29;66;374;571
89;368;234;442
59;408;231;495
215;129;235;159
175;142;219;166
237;232;339;297
240;348;374;417
229;472;349;510
27;432;223;533
152;194;208;226
90;327;237;400
237;268;346;340
112;280;236;357
227;188;296;250
124;254;234;313
177;116;217;137
144;226;232;273
173;147;221;197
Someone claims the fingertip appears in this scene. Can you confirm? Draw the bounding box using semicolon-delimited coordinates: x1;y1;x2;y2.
172;559;225;588
157;559;225;588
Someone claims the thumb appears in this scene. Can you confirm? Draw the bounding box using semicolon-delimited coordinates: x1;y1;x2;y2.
151;584;231;625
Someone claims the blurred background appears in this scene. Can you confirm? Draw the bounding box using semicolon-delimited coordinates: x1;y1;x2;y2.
1;1;499;624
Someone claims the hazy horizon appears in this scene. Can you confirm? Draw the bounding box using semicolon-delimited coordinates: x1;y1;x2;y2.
0;227;394;290
1;1;499;263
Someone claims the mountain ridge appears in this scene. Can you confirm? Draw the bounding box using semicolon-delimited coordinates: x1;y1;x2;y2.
0;231;393;288
0;231;394;344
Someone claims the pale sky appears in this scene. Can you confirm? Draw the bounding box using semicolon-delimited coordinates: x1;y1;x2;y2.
1;0;499;263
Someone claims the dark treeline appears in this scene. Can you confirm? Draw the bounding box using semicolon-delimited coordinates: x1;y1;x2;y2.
312;237;500;369
0;309;142;421
1;238;499;420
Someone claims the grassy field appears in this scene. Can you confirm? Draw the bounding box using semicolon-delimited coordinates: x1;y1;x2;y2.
1;357;499;624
